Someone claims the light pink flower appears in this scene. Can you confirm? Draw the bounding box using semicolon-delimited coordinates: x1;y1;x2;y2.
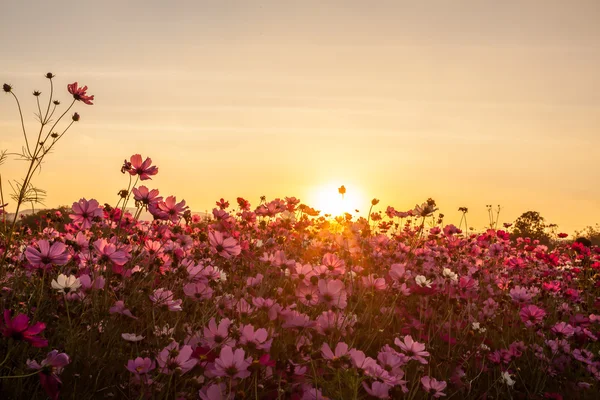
150;289;182;312
421;376;447;398
395;335;430;364
239;324;272;351
199;383;232;400
69;198;103;229
203;318;235;347
156;342;197;374
362;381;391;399
209;230;241;259
321;342;349;360
155;196;187;223
93;238;129;266
25;240;68;269
183;282;213;301
296;284;320;306
132;186;162;207
212;346;252;379
318;279;347;309
126;357;155;375
109;300;137;319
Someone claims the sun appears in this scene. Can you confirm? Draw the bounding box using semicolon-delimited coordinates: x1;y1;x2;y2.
307;182;366;217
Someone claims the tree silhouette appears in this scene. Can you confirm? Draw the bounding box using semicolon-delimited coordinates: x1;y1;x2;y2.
511;211;552;244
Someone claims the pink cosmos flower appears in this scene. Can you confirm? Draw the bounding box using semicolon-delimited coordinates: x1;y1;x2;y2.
281;310;315;329
67;82;94;105
362;274;387;290
183;282;214;301
199;383;232;400
27;350;71;400
93;238;129;266
291;263;316;284
69;198;103;229
252;297;281;321
318;279;348;309
321;342;349;360
212;346;252;379
209;230;241;259
109;300;137;319
1;310;48;347
552;322;576;338
126;357;155;374
349;349;377;370
203;318;235;347
377;348;409;375
314;310;355;336
155;196;188;223
239;324;272;351
509;286;533;304
128;154;158;180
132;186;162;207
156;342;197;374
322;253;346;275
150;289;183;311
520;305;547;327
395;335;430;364
421;376;447;398
25;240;68;269
572;349;595;365
296;284;320;306
362;381;391;399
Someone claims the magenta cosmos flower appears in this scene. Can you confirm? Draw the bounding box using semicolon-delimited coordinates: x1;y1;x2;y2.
25;240;68;270
520;305;547;328
1;310;48;347
67;82;94;105
212;346;252;379
208;230;241;259
27;350;71;400
128;154;158;180
69;198;103;229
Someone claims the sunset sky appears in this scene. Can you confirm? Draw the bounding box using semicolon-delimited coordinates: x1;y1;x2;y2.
1;0;599;233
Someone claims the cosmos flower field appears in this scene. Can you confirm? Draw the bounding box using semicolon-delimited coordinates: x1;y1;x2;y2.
2;78;600;399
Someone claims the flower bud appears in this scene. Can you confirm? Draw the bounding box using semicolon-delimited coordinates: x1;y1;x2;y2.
33;91;42;97
72;112;80;122
45;72;55;79
2;83;12;93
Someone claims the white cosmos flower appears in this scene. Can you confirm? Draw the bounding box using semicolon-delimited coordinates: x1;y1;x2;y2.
442;268;458;282
502;371;516;387
51;274;82;294
121;333;145;342
415;275;432;288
